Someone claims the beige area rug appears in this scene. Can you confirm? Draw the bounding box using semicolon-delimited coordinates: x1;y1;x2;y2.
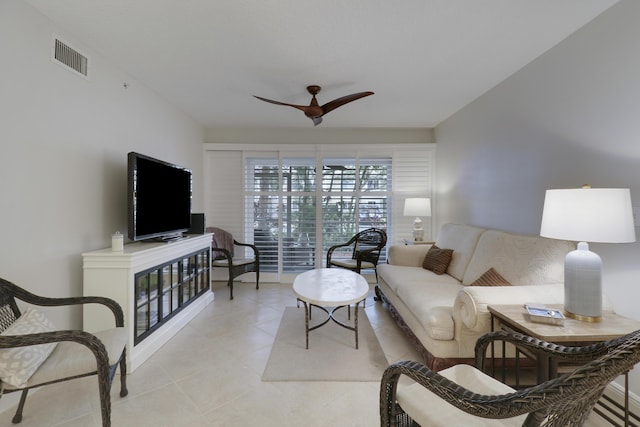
262;306;388;382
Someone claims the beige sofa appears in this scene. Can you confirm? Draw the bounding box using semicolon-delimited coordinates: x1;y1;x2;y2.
375;223;575;370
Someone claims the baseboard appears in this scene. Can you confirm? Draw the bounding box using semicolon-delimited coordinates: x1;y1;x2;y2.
591;377;640;425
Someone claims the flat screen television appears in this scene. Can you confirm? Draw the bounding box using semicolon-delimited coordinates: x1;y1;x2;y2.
128;152;192;241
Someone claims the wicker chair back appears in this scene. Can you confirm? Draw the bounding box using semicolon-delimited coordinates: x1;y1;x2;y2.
381;328;640;426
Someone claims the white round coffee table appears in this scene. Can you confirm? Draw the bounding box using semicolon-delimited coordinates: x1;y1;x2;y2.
292;268;369;349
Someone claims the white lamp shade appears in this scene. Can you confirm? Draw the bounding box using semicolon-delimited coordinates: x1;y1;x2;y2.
404;198;431;217
540;188;635;243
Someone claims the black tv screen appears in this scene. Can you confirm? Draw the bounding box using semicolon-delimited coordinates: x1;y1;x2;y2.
128;152;192;241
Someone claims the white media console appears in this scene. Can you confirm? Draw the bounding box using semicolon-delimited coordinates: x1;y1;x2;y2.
82;234;214;372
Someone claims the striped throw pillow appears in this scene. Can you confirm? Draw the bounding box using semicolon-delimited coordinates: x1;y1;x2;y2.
470;267;512;286
422;245;454;275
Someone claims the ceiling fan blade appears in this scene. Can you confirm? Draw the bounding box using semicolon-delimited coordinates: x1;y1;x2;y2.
254;95;321;117
320;91;374;116
255;87;373;125
253;95;304;108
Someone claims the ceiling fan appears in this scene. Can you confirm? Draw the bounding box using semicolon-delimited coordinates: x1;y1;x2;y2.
254;85;374;126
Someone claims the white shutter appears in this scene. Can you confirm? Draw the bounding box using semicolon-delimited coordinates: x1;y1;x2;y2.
281;158;317;272
244;154;280;278
392;147;435;244
204;151;247;282
204;150;243;239
320;157;392;264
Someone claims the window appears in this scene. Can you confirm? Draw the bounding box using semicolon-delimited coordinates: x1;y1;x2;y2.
321;158;390;260
204;142;434;283
245;155;391;275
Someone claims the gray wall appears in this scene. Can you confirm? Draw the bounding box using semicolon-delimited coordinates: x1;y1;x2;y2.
436;0;640;393
0;1;204;332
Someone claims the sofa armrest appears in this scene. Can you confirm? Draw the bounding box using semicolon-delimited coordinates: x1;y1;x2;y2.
387;244;432;267
453;284;564;331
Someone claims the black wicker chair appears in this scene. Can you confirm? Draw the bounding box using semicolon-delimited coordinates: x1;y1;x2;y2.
381;329;640;426
0;277;128;427
207;227;260;300
326;228;387;280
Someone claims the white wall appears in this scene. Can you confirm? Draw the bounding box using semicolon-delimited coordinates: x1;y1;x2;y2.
435;0;640;393
205;127;434;145
0;1;204;331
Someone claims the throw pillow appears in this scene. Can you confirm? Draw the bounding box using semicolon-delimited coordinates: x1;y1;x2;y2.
470;267;512;286
0;307;58;388
422;245;454;275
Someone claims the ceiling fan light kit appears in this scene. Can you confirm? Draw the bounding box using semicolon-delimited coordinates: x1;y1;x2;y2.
254;85;374;126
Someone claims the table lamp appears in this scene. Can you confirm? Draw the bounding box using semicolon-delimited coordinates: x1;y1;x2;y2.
540;186;635;322
404;198;431;242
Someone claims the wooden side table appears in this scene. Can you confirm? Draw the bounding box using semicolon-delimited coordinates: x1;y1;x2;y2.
488;304;640;426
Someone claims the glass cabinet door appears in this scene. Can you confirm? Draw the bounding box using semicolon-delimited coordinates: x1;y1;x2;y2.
135;274;150;339
134;247;210;345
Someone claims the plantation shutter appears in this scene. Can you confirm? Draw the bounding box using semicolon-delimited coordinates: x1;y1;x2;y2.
281;157;317;272
204;150;243;239
321;156;392;259
244;153;279;272
392;148;435;244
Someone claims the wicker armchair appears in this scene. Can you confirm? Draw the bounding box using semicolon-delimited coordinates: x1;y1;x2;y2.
206;227;260;300
380;329;640;427
326;228;387;280
0;277;128;427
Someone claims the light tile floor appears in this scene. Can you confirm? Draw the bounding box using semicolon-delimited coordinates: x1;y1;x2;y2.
0;281;609;426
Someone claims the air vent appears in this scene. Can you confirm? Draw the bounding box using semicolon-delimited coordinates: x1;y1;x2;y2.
52;37;89;78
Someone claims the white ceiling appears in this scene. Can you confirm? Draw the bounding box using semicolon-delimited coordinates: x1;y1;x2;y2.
26;0;618;129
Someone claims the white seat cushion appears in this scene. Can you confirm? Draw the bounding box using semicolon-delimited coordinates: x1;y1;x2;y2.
330;259;376;269
4;327;127;390
213;257;255;267
397;364;527;426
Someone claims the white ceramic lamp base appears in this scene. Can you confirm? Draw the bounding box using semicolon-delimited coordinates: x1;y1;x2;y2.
412;217;425;241
564;242;602;322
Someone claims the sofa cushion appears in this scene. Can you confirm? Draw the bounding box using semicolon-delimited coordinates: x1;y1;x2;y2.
469;268;511;287
396;278;463;340
378;263;462;340
422;245;453;275
387;244;433;267
462;229;574;286
435;224;485;281
379;264;461;293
